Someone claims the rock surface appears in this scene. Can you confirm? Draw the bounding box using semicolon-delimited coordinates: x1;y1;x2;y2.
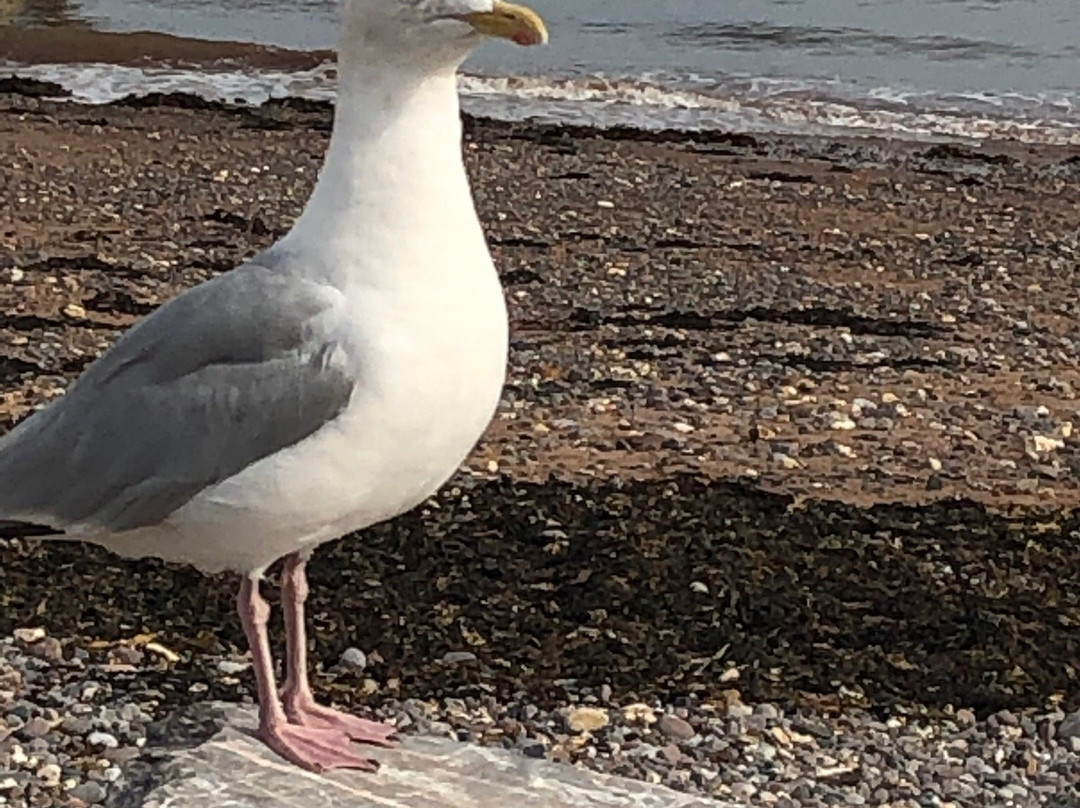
112;703;718;808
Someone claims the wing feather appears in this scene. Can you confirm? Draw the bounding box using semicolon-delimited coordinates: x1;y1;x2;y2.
0;260;356;532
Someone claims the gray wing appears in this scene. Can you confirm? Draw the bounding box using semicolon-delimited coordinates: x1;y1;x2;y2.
0;260;356;532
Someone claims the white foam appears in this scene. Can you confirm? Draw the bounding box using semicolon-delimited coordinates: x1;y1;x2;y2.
1;62;339;105
4;60;1080;145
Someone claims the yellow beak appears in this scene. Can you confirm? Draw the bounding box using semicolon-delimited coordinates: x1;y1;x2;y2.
462;1;549;46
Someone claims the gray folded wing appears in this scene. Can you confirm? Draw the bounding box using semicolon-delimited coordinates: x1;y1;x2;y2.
0;261;356;532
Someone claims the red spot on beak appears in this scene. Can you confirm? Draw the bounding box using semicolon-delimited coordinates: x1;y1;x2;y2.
513;31;533;46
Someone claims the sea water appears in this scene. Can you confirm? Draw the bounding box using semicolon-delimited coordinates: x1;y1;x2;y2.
2;0;1078;143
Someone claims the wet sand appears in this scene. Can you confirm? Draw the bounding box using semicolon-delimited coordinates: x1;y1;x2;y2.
0;25;332;70
1;84;1080;720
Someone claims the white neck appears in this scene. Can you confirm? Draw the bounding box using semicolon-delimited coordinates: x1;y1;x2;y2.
284;50;482;277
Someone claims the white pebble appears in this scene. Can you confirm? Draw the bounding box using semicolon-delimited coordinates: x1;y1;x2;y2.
87;731;119;749
216;660;251;676
339;647;368;670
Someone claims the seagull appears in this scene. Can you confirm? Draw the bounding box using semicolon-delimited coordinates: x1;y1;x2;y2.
0;0;548;773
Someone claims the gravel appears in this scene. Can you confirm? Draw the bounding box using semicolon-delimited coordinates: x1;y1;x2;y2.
0;635;154;807
3;629;1080;806
368;695;1080;806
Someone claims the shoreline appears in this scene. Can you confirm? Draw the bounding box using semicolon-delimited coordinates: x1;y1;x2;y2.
4;79;1077;158
0;26;335;70
1;87;1080;806
4;56;1079;146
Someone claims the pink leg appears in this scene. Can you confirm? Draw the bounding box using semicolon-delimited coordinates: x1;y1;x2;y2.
280;553;398;747
237;575;379;772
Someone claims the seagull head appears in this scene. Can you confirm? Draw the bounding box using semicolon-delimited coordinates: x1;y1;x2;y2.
341;0;548;67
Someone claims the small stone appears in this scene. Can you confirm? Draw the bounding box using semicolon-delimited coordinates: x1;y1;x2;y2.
63;303;87;319
441;651;478;666
60;716;93;735
830;415;857;431
103;747;142;766
111;646;144;666
965;756;992;776
1056;710;1080;740
28;637;63;662
37;764;61;787
20;717;52;739
727;703;754;719
144;642;181;663
69;781;107;804
628;742;660;760
955;708;977;727
730;782;757;800
86;731;119;749
774;453;801;469
12;628;45;645
339;648;367;670
566;707;609;733
769;726;793;746
216;660;251;676
1027;434;1064;457
755;703;780;721
657;714;696;741
659;744;682;765
519;739;546;759
743;714;767;735
623;703;658;725
8;703;31;721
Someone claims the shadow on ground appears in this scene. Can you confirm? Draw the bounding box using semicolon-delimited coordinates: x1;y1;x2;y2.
2;476;1078;716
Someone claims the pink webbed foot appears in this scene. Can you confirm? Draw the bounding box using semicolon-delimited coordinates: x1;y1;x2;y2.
284;696;399;747
258;722;380;773
277;554;398;750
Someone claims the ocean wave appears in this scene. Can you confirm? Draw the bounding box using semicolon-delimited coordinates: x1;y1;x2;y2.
663;22;1038;60
3;60;1079;146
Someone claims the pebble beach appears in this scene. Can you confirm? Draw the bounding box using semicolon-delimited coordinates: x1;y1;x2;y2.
2;81;1080;806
